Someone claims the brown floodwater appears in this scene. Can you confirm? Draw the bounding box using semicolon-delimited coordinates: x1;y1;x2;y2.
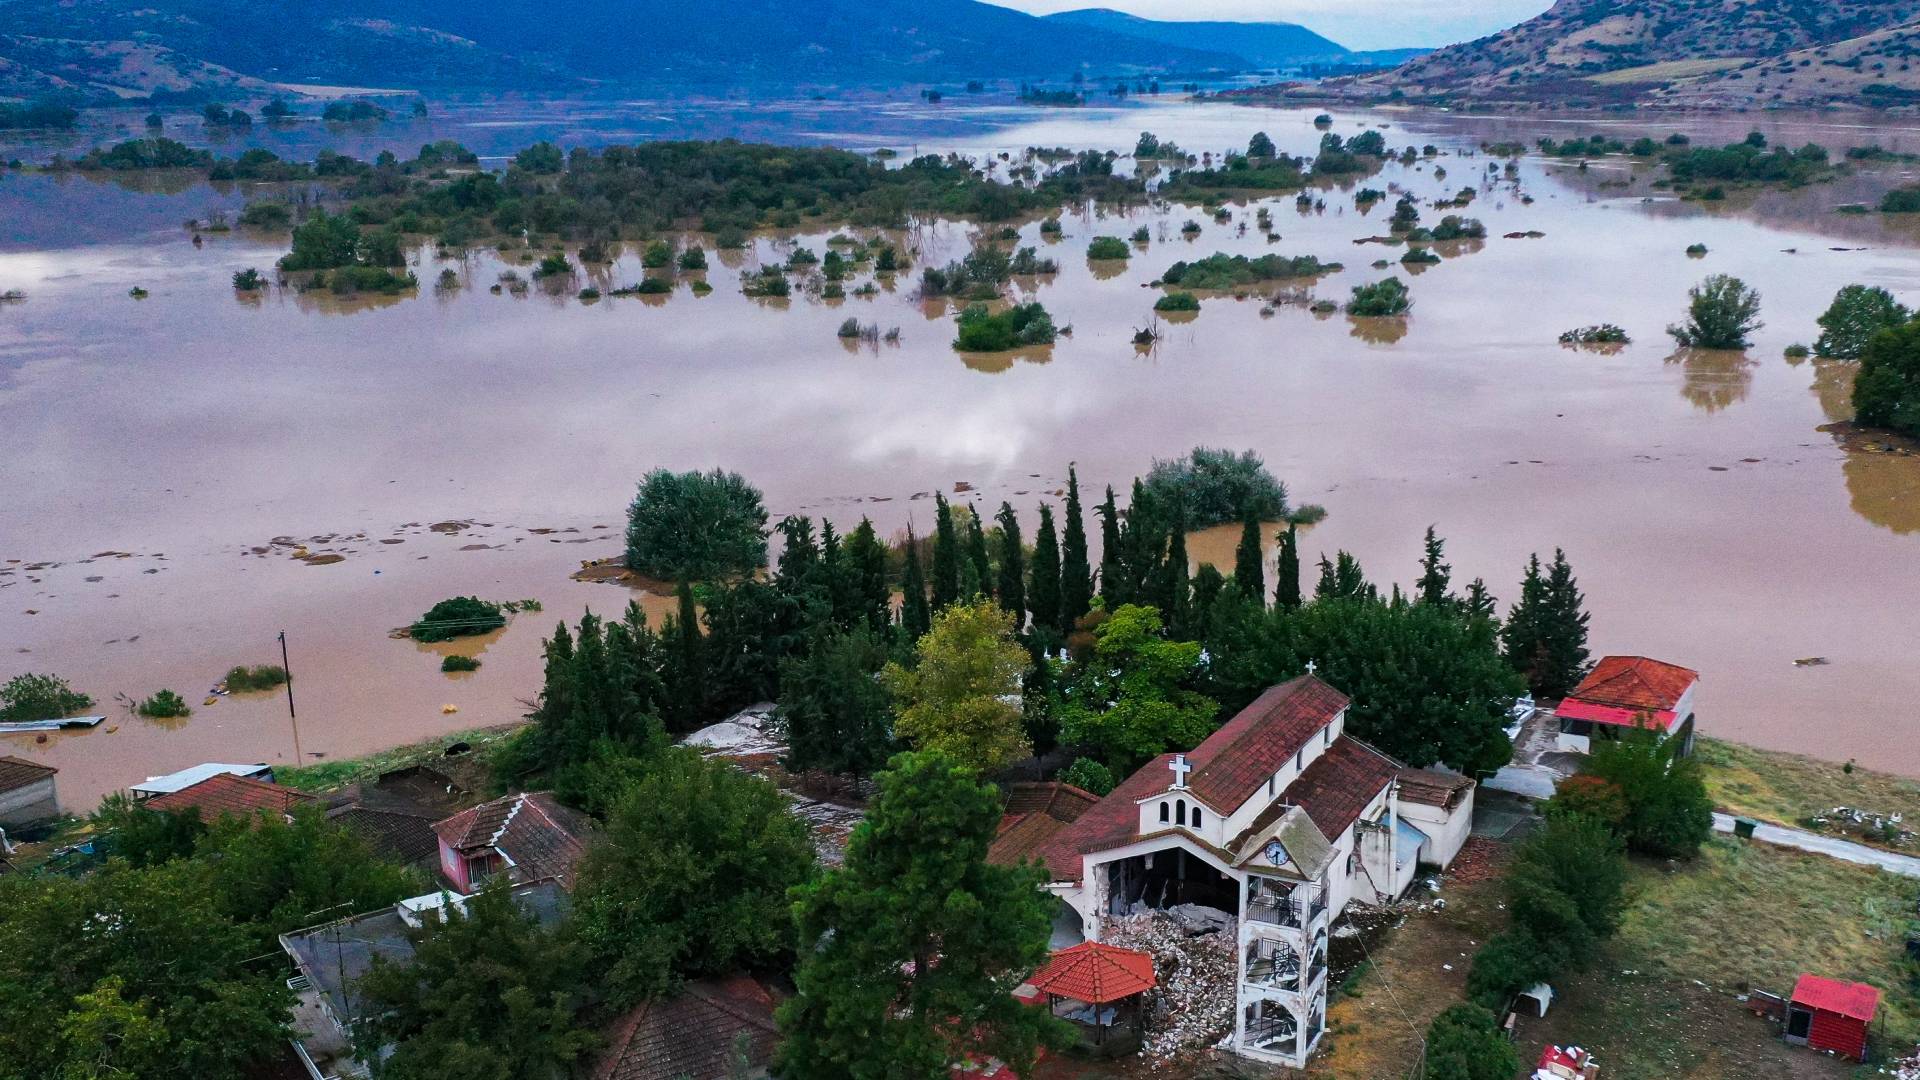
4;99;1920;808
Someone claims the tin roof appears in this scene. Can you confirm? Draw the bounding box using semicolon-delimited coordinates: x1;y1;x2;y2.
1792;974;1879;1021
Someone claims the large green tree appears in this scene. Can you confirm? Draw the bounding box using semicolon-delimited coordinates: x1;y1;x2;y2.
1502;550;1590;698
901;528;932;643
1579;729;1714;858
1415;525;1453;607
843;518;893;635
624;468;769;581
1667;274;1762;349
1274;523;1302;610
200;804;418;949
1059;469;1093;626
1854;317;1920;437
1423;1004;1520;1080
1057;604;1217;773
994;502;1026;627
573;749;817;1006
883;600;1031;771
1233;513;1265;603
352;881;595;1080
776;752;1071;1080
778;628;896;775
1815;284;1909;360
931;494;962;612
1028;503;1063;638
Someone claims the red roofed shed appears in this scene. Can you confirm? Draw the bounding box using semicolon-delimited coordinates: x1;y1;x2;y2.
1027;942;1155;1054
1787;974;1878;1060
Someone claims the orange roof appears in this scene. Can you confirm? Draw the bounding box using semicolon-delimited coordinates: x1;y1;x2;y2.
1566;656;1697;713
145;773;317;818
1028;941;1155;1004
1792;974;1880;1022
1184;676;1349;813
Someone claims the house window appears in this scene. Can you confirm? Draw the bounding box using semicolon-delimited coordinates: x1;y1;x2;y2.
1268;776;1275;797
1160;802;1170;824
1176;799;1187;826
1193;807;1204;829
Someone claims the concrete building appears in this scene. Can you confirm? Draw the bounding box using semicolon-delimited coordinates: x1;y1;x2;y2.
0;755;58;825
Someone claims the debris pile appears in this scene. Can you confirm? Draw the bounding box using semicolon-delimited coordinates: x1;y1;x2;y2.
1805;805;1911;847
1885;1046;1920;1080
1102;909;1237;1062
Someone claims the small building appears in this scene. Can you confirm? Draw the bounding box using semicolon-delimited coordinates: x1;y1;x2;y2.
1555;656;1698;756
595;975;780;1080
1787;974;1878;1061
1026;941;1156;1055
432;791;593;892
1392;768;1476;870
130;761;273;800
145;773;317;822
0;755;58;825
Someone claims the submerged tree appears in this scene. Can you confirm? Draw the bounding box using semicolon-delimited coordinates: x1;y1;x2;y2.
624;468;769;581
1854;318;1920;437
1814;284;1909;360
1668;274;1762;349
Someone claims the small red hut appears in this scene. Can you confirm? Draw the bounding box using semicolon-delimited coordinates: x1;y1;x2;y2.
1787;974;1878;1061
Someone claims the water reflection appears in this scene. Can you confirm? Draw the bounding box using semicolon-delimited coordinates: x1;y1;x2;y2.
1668;348;1755;413
1348;316;1408;345
1809;359;1856;422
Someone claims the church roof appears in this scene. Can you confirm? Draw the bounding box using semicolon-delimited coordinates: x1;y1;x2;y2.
1230;803;1335;880
1288;737;1402;841
1183;676;1349;813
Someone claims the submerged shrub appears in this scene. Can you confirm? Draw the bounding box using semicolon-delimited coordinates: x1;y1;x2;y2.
1345;277;1411;317
137;689;192;718
441;655;482;673
952;302;1057;351
0;673;93;722
1668;274;1761;349
409;596;505;642
1559;324;1631;345
1154;291;1200;313
1086;236;1129;260
222;665;289;692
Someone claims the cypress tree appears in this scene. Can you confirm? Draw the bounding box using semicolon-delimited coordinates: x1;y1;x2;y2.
930;494;961;612
668;580;706;732
1233;512;1265;603
1501;554;1548;693
1416;525;1453;607
1191;564;1227;632
901;528;932;644
1097;485;1124;608
1275;523;1302;610
994;503;1026;628
1060;468;1092;625
845;517;892;634
1463;578;1497;624
1539;548;1592;698
1159;501;1190;636
964;504;993;601
1028;503;1062;637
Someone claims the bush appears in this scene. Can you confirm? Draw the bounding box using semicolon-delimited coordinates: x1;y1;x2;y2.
440;655;481;673
0;673;93;722
222;665;288;692
1059;757;1115;796
232;268;266;291
1141;447;1293;526
1559;324;1630;345
1668;274;1761;349
1086;236;1129;260
635;277;671;295
1881;186;1920;213
409;596;505;643
625;468;770;581
1154;291;1200;313
1466;929;1553;1009
1400;248;1439;266
1130;225;1150;243
1815;284;1910;359
533;252;573;279
1160;253;1337;290
952;302;1057;351
1424;1004;1520;1080
136;689;192;718
1855;319;1920;437
1430;215;1485;241
238;202;292;229
1580;731;1715;858
642;240;673;268
1345;277;1411;317
677;246;707;271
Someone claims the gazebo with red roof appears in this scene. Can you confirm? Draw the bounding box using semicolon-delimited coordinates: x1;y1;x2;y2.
1026;942;1156;1054
1786;974;1878;1061
1556;656;1699;756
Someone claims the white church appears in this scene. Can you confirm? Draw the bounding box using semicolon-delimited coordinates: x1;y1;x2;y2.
992;674;1477;1068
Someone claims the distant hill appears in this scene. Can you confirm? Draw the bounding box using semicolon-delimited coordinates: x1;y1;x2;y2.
1043;8;1352;68
1318;0;1920;107
0;0;1250;102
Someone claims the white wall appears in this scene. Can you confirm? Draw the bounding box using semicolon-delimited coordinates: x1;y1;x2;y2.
1397;785;1475;869
0;777;57;825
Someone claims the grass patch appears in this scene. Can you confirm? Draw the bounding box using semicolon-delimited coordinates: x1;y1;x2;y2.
276;725;518;794
1698;736;1920;851
1584;58;1750;86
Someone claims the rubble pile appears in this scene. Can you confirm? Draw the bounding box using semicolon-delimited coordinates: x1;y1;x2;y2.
1102;910;1238;1062
1806;805;1912;847
1443;837;1511;886
1884;1047;1920;1080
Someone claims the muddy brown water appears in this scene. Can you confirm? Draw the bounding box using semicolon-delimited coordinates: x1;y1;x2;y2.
4;100;1920;808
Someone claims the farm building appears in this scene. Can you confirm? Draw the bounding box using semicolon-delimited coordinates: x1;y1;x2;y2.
0;755;58;825
1786;974;1878;1061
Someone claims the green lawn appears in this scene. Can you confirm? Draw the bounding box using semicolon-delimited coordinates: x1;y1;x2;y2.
1698;736;1920;853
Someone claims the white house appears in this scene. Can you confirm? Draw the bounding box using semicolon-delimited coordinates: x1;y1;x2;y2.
990;675;1477;1068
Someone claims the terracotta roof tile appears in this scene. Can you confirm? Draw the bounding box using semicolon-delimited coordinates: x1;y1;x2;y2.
328;805;441;867
1396;767;1474;809
1029;942;1156;1004
1025;754;1178;882
1185;676;1348;813
432;792;593;888
1566;656;1697;713
145;773;316;818
0;755;56;795
595;977;778;1080
1287;737;1401;841
1003;781;1100;820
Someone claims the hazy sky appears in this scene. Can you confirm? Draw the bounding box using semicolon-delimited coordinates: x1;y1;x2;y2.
985;0;1552;52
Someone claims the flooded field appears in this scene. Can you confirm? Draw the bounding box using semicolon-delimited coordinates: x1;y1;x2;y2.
4;99;1919;807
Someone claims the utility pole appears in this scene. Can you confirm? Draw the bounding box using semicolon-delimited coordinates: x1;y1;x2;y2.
279;631;303;763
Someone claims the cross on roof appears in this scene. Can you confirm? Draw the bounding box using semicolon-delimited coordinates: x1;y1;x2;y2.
1169;754;1191;790
1305;660;1317;675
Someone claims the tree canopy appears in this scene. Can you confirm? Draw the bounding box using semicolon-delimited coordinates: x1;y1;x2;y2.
1058;604;1217;773
884;600;1031;772
624;468;769;582
1854;317;1920;438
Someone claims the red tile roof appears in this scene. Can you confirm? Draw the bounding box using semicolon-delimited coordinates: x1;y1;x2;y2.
433;792;593;888
1026;753;1179;882
989;783;1101;869
0;755;56;795
595;976;778;1080
1184;676;1349;813
1395;767;1474;809
1566;656;1697;713
145;773;317;818
1287;737;1401;841
1028;942;1156;1004
1792;974;1880;1022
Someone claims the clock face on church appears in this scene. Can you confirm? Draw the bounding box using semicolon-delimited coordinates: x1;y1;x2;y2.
1264;840;1287;867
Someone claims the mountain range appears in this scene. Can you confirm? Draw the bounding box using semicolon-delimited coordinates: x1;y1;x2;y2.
0;0;1396;103
1318;0;1920;108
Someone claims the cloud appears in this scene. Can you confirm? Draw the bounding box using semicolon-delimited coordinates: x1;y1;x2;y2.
986;0;1551;51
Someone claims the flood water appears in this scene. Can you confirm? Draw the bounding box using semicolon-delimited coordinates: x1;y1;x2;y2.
4;98;1919;808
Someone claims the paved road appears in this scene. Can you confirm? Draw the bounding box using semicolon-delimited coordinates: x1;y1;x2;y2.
1712;812;1920;878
